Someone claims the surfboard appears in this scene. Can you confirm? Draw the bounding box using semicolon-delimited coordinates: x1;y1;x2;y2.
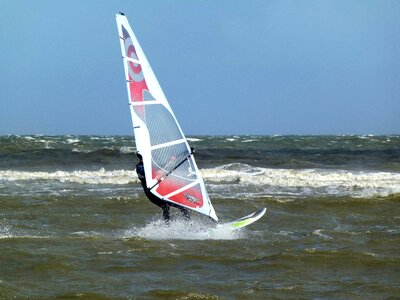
223;208;266;229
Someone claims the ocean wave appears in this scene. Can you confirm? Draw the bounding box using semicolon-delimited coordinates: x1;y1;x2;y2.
66;138;80;144
68;147;136;155
119;146;135;154
1;164;399;198
243;139;256;143
0;169;138;185
201;163;400;198
187;138;203;142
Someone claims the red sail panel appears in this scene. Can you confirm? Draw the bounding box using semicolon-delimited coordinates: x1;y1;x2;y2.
121;25;149;121
156;178;204;209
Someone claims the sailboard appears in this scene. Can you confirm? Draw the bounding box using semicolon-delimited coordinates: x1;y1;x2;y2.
223;208;266;229
116;13;218;221
115;13;266;228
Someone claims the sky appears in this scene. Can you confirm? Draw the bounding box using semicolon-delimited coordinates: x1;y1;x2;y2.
0;0;399;135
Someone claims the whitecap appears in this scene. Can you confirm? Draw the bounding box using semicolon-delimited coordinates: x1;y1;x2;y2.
312;229;332;240
0;223;51;239
187;138;203;142
201;165;400;198
0;169;138;185
70;231;103;237
119;146;135;154
0;223;12;239
66;138;80;144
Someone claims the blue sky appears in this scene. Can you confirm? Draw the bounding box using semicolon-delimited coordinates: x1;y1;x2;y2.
1;1;399;135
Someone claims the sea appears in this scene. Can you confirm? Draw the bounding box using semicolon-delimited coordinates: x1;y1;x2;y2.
0;135;399;299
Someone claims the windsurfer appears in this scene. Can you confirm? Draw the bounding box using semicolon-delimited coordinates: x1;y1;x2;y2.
135;153;190;221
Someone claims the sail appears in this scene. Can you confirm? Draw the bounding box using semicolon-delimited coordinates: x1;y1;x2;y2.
116;14;218;221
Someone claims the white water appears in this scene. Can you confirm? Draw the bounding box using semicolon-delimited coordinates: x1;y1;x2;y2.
1;164;400;198
202;164;400;198
0;222;12;239
0;169;137;185
125;219;243;240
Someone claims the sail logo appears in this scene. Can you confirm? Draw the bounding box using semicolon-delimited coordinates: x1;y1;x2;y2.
121;25;150;108
184;193;200;204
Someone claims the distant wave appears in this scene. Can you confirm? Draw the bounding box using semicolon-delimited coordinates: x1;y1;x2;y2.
186;138;203;142
66;138;80;144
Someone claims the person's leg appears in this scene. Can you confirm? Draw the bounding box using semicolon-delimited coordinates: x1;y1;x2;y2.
144;190;171;221
178;206;190;220
162;204;170;222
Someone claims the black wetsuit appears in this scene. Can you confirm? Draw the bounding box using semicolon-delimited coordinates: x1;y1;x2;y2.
136;161;189;221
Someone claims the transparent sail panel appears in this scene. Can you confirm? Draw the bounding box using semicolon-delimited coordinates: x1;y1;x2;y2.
133;104;184;146
132;104;146;123
151;143;196;181
146;104;184;146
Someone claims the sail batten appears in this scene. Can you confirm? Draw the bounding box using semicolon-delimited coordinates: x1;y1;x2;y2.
124;56;140;63
130;100;159;106
150;139;186;150
163;180;201;199
116;14;218;221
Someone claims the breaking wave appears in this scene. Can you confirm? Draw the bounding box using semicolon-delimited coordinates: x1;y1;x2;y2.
1;164;400;197
0;169;138;185
202;163;400;198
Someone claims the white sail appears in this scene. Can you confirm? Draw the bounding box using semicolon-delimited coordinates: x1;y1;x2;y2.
116;14;218;221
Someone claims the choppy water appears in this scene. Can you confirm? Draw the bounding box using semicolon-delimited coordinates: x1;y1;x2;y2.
1;135;399;299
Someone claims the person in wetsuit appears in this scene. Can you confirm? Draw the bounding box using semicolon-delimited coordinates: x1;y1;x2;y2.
135;153;189;221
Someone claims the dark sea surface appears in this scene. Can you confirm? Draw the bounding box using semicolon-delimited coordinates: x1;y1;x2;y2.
0;135;399;299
